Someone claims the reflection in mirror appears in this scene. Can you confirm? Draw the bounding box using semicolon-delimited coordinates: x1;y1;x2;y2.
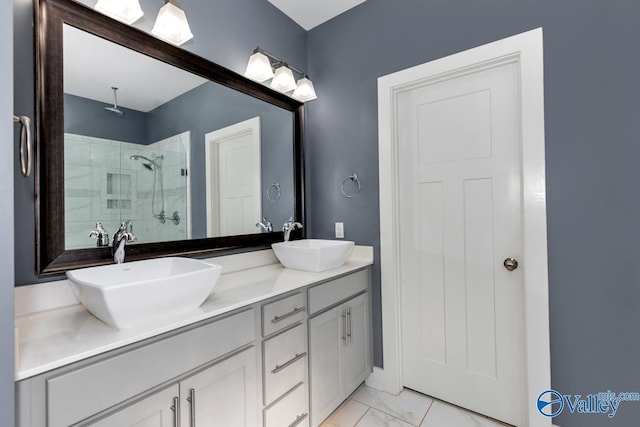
63;24;295;250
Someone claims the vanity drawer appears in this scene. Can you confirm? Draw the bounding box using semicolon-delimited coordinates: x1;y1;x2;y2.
46;309;255;427
308;269;368;314
264;383;309;427
262;292;305;336
263;324;306;405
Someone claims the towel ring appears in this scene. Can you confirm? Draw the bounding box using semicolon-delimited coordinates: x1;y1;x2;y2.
341;173;361;198
267;182;281;201
13;115;32;177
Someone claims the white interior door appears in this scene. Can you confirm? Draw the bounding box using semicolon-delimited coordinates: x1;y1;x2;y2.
205;117;261;237
398;60;526;426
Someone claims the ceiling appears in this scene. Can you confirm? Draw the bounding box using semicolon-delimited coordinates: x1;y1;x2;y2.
63;25;207;112
267;0;368;30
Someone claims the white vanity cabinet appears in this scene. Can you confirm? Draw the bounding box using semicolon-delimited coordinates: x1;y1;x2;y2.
261;292;310;427
16;309;258;427
15;263;373;427
86;347;258;427
308;270;371;427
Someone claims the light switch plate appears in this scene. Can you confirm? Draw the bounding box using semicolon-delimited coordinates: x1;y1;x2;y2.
335;222;344;239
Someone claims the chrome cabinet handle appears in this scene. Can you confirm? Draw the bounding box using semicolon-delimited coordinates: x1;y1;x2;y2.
288;412;309;427
272;352;307;374
347;307;352;343
186;388;196;427
341;309;347;345
171;396;180;427
13;115;32;177
272;307;305;323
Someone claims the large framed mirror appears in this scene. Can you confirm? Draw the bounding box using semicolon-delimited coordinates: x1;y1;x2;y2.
36;0;305;275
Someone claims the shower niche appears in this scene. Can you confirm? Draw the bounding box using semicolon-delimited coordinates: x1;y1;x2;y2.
64;131;191;250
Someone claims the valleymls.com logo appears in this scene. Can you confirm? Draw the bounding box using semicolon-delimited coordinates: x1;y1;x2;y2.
537;389;640;419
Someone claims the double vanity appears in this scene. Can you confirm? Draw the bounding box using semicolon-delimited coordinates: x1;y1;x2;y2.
19;1;372;425
15;243;373;427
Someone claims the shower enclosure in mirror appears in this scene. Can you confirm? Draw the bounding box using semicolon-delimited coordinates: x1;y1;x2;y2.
36;0;305;275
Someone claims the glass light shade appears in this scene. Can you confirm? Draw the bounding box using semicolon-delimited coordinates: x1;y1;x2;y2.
151;1;194;46
95;0;143;25
292;77;317;102
270;65;297;93
244;52;274;82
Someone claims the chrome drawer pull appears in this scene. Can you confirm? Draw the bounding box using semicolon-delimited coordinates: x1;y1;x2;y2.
171;396;180;427
347;306;352;343
187;388;196;427
341;309;347;345
272;352;307;374
288;412;309;427
272;307;305;323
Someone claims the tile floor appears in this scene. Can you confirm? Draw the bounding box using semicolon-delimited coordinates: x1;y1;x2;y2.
320;386;510;427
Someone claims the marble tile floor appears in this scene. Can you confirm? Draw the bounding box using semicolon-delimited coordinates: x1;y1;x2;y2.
320;386;511;427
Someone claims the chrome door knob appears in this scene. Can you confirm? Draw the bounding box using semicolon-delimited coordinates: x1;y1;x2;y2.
503;258;519;271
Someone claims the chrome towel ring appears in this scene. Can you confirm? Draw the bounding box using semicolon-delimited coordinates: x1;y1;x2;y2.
267;182;281;201
13;115;32;177
341;173;361;198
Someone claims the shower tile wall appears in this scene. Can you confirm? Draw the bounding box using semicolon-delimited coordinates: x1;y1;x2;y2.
64;133;190;249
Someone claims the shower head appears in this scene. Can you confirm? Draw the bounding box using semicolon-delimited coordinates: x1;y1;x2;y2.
130;154;162;170
105;87;124;116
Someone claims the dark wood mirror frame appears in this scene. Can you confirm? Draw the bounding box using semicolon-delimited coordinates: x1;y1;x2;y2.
35;0;306;276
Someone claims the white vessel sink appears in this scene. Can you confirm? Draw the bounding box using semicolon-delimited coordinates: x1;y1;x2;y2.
272;239;355;272
66;257;222;329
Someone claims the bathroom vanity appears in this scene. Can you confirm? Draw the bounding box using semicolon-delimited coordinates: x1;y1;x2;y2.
14;248;373;427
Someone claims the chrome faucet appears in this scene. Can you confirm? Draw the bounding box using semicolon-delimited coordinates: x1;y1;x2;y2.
112;220;137;264
256;217;273;233
282;217;303;242
89;222;109;247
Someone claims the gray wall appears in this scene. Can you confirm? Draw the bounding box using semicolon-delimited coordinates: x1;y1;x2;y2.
1;0;15;424
148;82;295;238
14;0;306;285
306;1;640;426
64;93;148;144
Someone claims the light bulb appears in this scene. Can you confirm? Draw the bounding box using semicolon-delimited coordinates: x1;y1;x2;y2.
245;52;274;82
270;65;297;93
152;1;194;46
292;77;317;102
95;0;143;25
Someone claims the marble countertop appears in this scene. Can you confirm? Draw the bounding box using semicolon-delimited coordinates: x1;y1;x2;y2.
15;247;373;381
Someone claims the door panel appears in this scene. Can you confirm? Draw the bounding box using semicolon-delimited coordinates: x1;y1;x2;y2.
308;307;342;426
90;384;179;427
180;347;258;427
343;294;370;396
399;61;525;426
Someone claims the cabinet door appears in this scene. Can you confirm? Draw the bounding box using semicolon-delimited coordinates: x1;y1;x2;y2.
89;384;179;427
343;293;370;396
180;347;258;427
308;306;344;427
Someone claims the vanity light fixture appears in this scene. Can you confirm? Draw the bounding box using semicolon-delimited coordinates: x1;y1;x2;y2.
94;0;144;25
292;75;317;102
244;47;317;102
245;50;274;82
270;64;297;93
151;0;194;46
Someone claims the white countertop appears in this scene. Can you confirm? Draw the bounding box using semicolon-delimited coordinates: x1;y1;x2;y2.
15;247;373;381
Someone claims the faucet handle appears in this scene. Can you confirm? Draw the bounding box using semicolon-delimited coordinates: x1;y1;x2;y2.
283;216;294;232
256;217;273;232
89;222;109;247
